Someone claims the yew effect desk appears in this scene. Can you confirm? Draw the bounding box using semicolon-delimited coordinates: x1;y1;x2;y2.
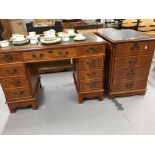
0;34;106;113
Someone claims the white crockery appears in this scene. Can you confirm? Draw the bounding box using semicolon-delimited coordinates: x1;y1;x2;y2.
30;37;38;44
29;32;36;38
62;34;70;42
67;29;75;35
0;40;10;47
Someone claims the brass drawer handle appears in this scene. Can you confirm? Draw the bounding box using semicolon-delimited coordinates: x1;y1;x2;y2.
48;51;53;54
6;68;17;74
14;91;24;96
125;83;134;89
131;43;140;50
126;69;135;77
59;51;69;56
87;47;96;54
86;60;97;66
3;54;13;62
40;54;44;57
128;60;137;65
10;80;21;86
32;54;36;58
87;72;96;78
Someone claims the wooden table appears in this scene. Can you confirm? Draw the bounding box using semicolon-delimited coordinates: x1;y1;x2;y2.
0;34;106;113
96;28;155;99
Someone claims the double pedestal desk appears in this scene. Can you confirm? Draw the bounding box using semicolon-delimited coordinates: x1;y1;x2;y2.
0;29;155;113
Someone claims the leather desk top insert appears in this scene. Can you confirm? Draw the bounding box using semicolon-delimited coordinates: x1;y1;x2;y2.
0;34;106;113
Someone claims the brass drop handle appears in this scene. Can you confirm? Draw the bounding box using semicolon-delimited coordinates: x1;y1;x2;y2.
128;60;137;65
10;80;21;86
6;68;17;74
48;51;53;54
87;72;96;78
86;82;97;88
126;69;135;77
90;82;97;88
131;43;140;50
59;51;69;56
125;83;134;89
3;54;13;62
87;47;96;54
40;54;44;57
32;54;36;58
14;91;24;96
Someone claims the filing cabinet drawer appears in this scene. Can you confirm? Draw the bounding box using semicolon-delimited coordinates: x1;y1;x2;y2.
77;56;104;71
114;54;152;69
115;41;152;57
0;77;29;89
4;88;32;101
0;53;22;63
113;66;149;81
0;64;26;78
112;79;146;92
78;45;105;56
78;69;103;80
79;79;103;92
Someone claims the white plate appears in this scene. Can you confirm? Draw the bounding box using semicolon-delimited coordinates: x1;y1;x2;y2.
68;32;76;37
40;37;61;44
73;36;86;41
12;39;29;45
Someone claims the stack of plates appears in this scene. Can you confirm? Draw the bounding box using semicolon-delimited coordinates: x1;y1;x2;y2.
12;38;29;45
40;37;61;44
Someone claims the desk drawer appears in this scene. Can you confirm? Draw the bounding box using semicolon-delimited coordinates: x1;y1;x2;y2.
0;77;29;89
23;48;78;62
4;88;32;101
78;45;105;56
115;41;152;57
113;66;149;81
0;53;22;63
112;79;146;92
114;54;152;69
77;56;104;71
78;69;103;80
0;64;26;78
79;79;103;92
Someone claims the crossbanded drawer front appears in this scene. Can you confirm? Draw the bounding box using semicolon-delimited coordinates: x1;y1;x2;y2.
0;53;22;63
113;66;149;81
47;48;78;58
0;64;26;78
112;79;147;92
78;69;103;80
79;80;103;92
78;45;105;56
4;88;32;101
114;54;152;69
115;41;152;57
77;56;104;71
0;77;29;89
23;48;78;62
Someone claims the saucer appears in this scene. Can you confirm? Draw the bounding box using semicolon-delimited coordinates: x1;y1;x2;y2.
68;32;76;37
12;39;29;45
40;37;61;44
43;36;57;41
73;36;86;41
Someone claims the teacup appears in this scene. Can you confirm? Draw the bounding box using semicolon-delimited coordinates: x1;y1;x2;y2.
0;40;10;47
62;34;70;42
30;37;38;44
67;29;75;35
75;33;84;39
29;32;36;38
44;30;55;38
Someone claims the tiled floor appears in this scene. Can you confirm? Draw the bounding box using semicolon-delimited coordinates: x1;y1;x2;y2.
0;62;155;135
